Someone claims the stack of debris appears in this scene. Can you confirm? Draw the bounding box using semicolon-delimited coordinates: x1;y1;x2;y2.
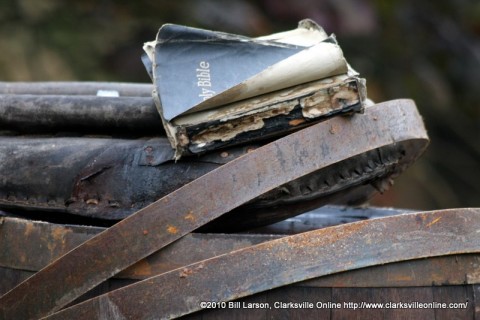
0;20;404;231
1;20;476;320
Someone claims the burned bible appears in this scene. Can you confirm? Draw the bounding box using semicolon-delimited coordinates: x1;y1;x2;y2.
142;19;366;158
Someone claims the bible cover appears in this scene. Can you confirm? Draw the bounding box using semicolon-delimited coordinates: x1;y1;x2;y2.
143;19;366;157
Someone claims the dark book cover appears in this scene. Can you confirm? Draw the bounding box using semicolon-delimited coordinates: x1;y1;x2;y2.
142;20;365;157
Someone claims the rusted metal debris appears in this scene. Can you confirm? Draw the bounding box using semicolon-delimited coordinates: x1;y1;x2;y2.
1;208;479;291
43;208;480;320
0;99;429;320
0;206;410;278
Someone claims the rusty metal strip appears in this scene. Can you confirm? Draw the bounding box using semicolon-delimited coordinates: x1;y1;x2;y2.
0;216;278;277
1;214;480;292
44;208;480;319
0;99;428;320
300;253;480;288
0;206;409;274
3;254;480;299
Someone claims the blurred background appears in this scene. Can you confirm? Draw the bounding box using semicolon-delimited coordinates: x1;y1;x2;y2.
0;0;478;210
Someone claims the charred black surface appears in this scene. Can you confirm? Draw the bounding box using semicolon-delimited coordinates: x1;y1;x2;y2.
0;101;427;231
0;136;261;222
0;94;163;136
0;82;152;97
186;101;362;154
0;135;409;230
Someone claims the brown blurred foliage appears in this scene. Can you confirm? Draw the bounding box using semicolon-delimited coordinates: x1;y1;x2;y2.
1;0;479;210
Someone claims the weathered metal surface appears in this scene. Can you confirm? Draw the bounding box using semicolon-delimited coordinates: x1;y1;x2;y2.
0;216;104;272
0;81;152;96
202;144;416;232
1;269;477;320
44;208;480;320
3;254;480;298
0;99;428;319
0;206;408;276
301;253;480;287
1;211;480;290
0;216;278;277
0;94;162;134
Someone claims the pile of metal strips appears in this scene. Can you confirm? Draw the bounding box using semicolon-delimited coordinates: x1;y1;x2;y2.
0;82;476;320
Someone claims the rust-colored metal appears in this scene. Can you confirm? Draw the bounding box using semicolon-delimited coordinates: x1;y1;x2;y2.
44;208;480;319
300;253;480;287
0;216;278;278
0;99;428;320
1;212;479;291
0;206;409;278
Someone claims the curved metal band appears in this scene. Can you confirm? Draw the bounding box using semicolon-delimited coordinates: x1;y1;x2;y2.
0;99;429;320
46;208;480;319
